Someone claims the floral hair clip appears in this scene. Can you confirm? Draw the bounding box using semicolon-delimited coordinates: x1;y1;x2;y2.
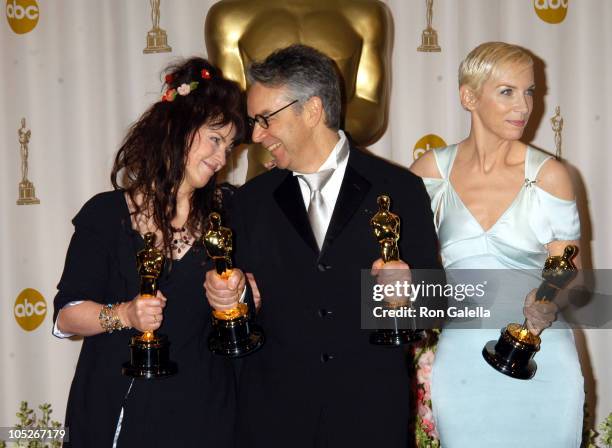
161;68;213;102
162;82;198;102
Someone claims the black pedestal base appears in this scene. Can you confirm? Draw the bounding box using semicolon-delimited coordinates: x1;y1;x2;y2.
369;329;423;346
122;333;178;379
482;328;538;380
208;315;264;358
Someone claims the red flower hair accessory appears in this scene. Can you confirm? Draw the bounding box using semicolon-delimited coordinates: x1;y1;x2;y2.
162;88;177;102
162;81;200;102
161;68;211;102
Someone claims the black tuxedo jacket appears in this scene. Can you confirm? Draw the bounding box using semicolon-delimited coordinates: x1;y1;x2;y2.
231;145;441;447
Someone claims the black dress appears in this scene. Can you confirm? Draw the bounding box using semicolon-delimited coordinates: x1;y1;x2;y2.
54;190;235;448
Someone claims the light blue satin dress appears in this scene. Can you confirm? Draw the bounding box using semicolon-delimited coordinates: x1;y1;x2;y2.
422;145;584;447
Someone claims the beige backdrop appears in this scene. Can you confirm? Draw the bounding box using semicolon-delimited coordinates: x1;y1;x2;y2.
1;0;610;440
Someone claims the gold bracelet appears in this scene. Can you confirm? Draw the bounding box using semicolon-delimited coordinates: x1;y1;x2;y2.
99;303;129;333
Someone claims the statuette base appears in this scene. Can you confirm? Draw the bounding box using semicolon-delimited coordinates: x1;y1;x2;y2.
122;333;177;379
482;325;539;380
17;181;39;205
417;28;441;52
143;29;172;54
369;329;424;346
208;314;264;358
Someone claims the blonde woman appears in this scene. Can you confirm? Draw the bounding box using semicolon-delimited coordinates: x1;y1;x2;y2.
411;42;583;446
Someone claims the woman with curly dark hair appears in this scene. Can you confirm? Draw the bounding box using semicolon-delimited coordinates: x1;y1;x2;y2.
53;57;246;447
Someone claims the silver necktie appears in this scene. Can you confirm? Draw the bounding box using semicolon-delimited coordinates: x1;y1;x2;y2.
299;169;335;249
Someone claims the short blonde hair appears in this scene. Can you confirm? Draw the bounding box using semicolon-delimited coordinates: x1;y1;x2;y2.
459;42;533;93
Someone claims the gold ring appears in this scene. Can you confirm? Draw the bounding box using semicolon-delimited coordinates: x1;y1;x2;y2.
153;314;158;323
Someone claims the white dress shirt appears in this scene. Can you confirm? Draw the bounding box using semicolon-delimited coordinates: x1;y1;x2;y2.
52;300;83;338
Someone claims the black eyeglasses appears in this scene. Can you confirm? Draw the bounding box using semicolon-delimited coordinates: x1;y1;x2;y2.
248;99;298;130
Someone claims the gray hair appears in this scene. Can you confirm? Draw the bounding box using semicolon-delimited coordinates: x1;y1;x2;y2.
247;44;342;130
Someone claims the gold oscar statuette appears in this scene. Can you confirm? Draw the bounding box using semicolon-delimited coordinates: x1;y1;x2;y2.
551;106;564;160
417;0;441;52
143;0;171;54
369;195;423;346
204;212;264;357
16;118;40;205
482;245;578;379
122;232;177;379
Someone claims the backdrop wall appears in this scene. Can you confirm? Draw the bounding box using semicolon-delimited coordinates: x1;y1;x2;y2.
1;0;610;439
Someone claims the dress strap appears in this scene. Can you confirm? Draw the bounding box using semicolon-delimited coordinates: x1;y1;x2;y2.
432;144;458;179
525;146;553;182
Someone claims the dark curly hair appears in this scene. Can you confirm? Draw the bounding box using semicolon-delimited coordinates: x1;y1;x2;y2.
111;57;247;256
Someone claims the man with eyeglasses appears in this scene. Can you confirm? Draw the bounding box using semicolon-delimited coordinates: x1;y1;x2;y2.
205;44;441;447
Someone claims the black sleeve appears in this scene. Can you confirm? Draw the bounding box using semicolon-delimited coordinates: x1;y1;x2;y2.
53;195;114;322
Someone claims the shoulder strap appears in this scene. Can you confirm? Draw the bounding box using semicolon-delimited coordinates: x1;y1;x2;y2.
431;144;458;179
525;146;553;181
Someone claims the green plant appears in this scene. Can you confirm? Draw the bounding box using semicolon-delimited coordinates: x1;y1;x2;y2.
599;413;612;447
583;412;612;448
0;402;63;448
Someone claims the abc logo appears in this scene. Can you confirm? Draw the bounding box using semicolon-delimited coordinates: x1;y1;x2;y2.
6;0;39;34
14;288;47;331
534;0;568;24
413;134;447;161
